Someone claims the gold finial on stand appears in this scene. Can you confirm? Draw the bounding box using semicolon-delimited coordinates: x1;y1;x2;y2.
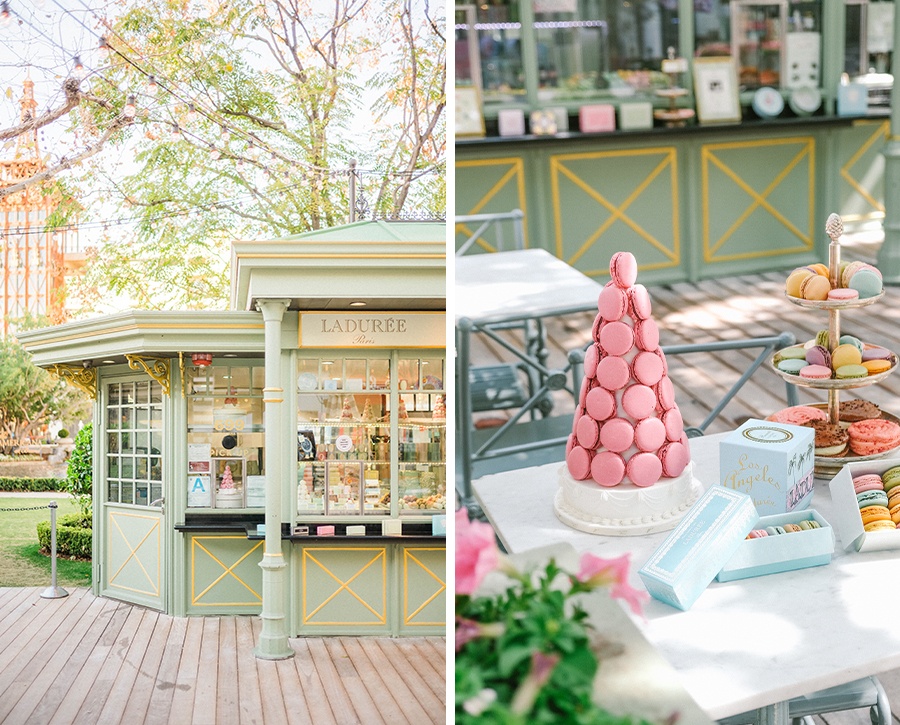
825;213;844;425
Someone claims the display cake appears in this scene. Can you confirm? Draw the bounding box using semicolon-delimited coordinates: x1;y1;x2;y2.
216;464;243;508
554;252;701;536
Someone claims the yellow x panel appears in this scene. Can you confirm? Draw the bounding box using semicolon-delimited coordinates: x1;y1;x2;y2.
303;548;386;625
456;157;527;252
403;548;446;626
701;137;814;262
107;510;160;596
841;120;888;217
191;537;262;606
549;147;680;275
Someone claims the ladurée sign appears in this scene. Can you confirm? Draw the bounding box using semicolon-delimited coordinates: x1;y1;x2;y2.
299;312;445;348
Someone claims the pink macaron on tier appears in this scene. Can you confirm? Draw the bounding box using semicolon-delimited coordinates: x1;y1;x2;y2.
610;251;638;288
628;284;652;320
634;318;660;351
596;356;630;390
799;364;832;380
591;451;626;487
626;452;663;487
632;350;664;386
598;285;628;321
600;321;635;356
599;417;635;453
852;474;885;494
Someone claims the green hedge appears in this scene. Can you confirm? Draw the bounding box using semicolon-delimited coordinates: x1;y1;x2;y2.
0;477;64;492
36;513;92;559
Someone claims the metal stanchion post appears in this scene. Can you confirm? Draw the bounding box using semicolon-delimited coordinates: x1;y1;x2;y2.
40;501;68;599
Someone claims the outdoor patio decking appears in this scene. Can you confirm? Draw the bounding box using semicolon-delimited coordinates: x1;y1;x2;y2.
0;587;446;725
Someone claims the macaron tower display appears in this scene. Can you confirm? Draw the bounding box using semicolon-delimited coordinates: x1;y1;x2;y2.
770;213;900;475
554;251;701;537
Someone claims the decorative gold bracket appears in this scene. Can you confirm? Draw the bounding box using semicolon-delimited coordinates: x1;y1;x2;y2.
50;364;97;400
125;354;171;396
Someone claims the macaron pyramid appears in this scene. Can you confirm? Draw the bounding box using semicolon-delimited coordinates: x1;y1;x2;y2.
566;252;690;487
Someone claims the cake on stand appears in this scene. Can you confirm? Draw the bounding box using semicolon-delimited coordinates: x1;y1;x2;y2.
654;48;695;128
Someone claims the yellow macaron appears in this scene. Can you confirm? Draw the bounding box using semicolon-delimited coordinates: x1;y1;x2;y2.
832;343;863;370
860;505;892;526
786;269;814;297
864;519;897;532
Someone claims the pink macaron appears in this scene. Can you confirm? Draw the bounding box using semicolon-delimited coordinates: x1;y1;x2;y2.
632;350;664;386
585;386;616;421
799;364;832;380
575;414;601;449
599;417;634;453
591;313;605;343
566;445;592;480
600;321;635;357
655;376;676;410
596;356;630;390
584;344;600;378
628;284;652;320
658;440;690;477
622;384;657;420
662;408;684;441
853;473;885;494
634;417;667;452
626;451;662;487
591;450;625;487
598;284;628;321
862;346;893;361
827;288;859;301
634;318;659;351
610;251;638;289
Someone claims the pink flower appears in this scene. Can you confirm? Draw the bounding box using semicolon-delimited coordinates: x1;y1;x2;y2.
455;617;505;651
456;508;500;595
510;651;560;715
576;551;648;616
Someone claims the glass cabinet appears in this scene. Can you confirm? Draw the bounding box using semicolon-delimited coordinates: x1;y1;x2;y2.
296;353;446;518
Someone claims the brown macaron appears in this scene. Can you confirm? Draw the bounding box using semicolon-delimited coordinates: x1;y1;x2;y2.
803;419;850;457
839;399;882;427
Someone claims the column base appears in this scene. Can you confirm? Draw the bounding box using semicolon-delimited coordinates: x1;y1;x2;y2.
254;552;294;660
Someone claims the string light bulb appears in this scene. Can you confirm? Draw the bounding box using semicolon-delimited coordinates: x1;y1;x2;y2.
210;147;221;160
0;2;11;27
147;75;158;95
73;55;84;78
187;103;198;122
123;95;136;119
171;122;181;139
98;36;109;59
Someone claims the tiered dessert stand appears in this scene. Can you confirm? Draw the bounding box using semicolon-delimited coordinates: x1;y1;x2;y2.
653;48;695;128
771;213;898;476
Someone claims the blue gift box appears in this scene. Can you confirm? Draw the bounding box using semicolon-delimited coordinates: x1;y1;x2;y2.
715;509;834;582
719;419;815;515
639;486;758;611
431;514;447;536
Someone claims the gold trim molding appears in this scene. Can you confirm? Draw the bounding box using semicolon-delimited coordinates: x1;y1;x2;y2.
125;354;171;396
50;364;97;399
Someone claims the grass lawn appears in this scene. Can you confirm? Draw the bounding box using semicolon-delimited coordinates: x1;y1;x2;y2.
0;496;92;587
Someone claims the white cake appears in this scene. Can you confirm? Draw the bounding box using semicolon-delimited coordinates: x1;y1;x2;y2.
554;462;701;536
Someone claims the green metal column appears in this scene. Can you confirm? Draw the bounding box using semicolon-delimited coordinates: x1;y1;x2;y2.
254;298;293;660
877;4;900;281
519;0;538;108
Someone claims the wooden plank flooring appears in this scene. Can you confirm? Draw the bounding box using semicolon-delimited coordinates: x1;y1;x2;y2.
0;588;446;725
462;232;900;724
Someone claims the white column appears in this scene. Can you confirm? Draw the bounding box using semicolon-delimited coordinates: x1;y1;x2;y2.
254;298;293;660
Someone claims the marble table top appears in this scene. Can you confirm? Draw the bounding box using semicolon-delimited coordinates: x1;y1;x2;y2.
472;433;900;720
455;248;603;325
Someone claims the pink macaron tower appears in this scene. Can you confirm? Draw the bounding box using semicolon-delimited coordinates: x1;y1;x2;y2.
566;251;691;488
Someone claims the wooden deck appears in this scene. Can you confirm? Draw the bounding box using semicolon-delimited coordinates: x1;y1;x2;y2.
463;231;900;724
0;587;446;725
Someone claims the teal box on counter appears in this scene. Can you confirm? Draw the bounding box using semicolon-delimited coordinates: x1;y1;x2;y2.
720;419;815;515
432;514;447;536
639;486;758;611
715;509;834;582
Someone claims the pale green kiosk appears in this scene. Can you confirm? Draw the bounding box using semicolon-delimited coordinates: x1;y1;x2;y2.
19;220;447;658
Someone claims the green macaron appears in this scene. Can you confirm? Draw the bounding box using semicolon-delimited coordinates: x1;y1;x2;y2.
882;466;900;492
835;364;868;379
777;359;807;374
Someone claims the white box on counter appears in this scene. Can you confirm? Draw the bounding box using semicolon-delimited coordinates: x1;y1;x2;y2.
830;459;900;553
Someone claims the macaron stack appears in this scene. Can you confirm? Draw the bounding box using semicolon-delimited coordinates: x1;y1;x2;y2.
773;332;896;381
566;251;689;488
785;260;883;301
852;469;900;531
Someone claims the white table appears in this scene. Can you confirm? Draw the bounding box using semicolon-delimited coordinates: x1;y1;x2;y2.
473;434;900;722
456;248;603;505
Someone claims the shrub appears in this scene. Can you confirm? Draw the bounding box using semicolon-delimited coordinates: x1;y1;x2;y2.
57;429;69;439
64;423;92;518
36;512;92;559
0;477;64;492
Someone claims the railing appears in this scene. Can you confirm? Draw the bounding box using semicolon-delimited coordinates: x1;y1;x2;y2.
455;209;525;255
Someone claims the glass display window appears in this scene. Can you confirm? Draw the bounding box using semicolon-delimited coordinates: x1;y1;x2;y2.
186;361;266;509
105;379;164;506
296;353;445;518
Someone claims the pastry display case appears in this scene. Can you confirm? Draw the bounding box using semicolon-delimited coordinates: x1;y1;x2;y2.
296;354;446;518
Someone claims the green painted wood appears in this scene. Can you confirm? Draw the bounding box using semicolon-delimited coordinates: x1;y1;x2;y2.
185;535;263;614
457;122;875;284
400;545;446;633
103;504;165;611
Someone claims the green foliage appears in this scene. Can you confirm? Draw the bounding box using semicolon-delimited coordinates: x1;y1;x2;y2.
13;544;92;585
0;335;90;450
0;477;63;492
36;513;92;559
456;559;650;725
64;424;93;518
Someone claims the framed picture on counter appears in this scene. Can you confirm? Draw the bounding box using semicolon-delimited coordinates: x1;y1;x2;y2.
456;86;485;138
692;56;741;124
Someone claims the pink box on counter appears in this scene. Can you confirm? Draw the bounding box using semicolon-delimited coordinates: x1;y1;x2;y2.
316;525;335;536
